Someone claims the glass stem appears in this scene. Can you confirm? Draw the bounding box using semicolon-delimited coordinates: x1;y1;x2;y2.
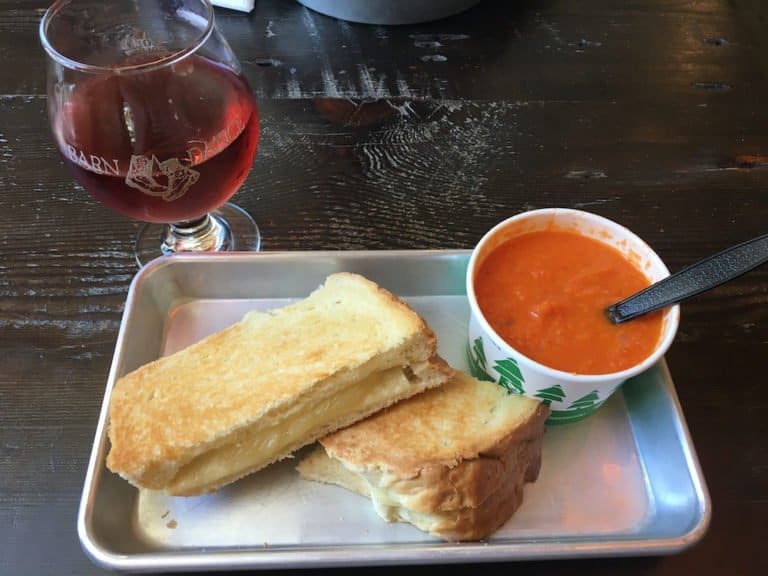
172;215;214;237
161;213;233;256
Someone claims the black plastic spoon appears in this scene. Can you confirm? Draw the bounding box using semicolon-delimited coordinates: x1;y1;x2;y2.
605;233;768;324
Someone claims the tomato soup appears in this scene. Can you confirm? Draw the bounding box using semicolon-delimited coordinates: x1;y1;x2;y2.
474;230;663;374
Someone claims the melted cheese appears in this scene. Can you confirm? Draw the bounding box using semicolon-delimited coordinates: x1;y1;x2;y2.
166;365;416;495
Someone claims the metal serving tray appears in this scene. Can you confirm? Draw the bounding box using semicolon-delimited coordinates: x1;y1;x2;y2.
78;251;711;572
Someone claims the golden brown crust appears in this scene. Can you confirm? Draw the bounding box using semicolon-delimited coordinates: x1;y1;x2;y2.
298;432;544;541
322;371;544;490
414;427;545;541
304;371;550;541
106;272;441;492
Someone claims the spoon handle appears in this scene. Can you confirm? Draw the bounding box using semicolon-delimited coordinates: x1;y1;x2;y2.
606;233;768;324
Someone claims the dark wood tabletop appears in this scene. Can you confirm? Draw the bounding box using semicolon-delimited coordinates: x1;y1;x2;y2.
1;0;766;574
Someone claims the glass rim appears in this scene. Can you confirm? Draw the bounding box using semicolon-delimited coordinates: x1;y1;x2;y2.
39;0;216;75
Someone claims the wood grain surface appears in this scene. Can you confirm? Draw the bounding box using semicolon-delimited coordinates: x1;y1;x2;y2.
1;0;766;575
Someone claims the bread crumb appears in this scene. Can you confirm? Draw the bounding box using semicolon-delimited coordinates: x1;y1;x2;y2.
166;519;177;529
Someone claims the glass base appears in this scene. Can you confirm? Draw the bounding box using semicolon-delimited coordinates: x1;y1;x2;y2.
134;202;261;267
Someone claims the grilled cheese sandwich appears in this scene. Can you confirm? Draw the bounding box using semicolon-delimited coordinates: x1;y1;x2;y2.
106;272;452;496
298;370;549;541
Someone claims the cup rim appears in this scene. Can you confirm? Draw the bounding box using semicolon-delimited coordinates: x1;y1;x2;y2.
39;0;216;75
466;208;681;384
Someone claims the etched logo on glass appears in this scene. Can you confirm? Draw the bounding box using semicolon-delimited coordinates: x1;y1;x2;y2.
125;155;200;202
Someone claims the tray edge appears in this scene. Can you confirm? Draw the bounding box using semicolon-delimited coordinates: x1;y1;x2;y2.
76;250;711;571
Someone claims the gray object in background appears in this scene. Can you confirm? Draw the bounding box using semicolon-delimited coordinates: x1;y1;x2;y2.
296;0;482;24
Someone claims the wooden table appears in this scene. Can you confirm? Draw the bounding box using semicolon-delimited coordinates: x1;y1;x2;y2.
1;0;766;574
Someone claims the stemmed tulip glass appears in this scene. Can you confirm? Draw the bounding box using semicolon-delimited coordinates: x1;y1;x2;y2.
40;0;261;265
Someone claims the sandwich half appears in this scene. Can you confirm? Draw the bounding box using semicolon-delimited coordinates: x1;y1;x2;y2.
297;370;549;541
106;272;452;496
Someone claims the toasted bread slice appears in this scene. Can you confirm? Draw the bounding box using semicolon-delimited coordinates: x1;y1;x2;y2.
297;370;549;541
106;272;451;496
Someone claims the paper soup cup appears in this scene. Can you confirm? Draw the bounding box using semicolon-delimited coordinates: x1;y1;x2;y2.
466;208;680;424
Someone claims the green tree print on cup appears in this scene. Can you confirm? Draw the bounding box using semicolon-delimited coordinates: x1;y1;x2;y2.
534;384;566;406
570;390;600;410
466;337;526;394
494;358;525;395
547;390;603;424
467;337;495;382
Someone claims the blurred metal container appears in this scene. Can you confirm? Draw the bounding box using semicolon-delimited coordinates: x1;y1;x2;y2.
296;0;482;25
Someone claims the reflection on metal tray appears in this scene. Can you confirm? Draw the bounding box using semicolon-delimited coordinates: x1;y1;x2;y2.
78;251;711;572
